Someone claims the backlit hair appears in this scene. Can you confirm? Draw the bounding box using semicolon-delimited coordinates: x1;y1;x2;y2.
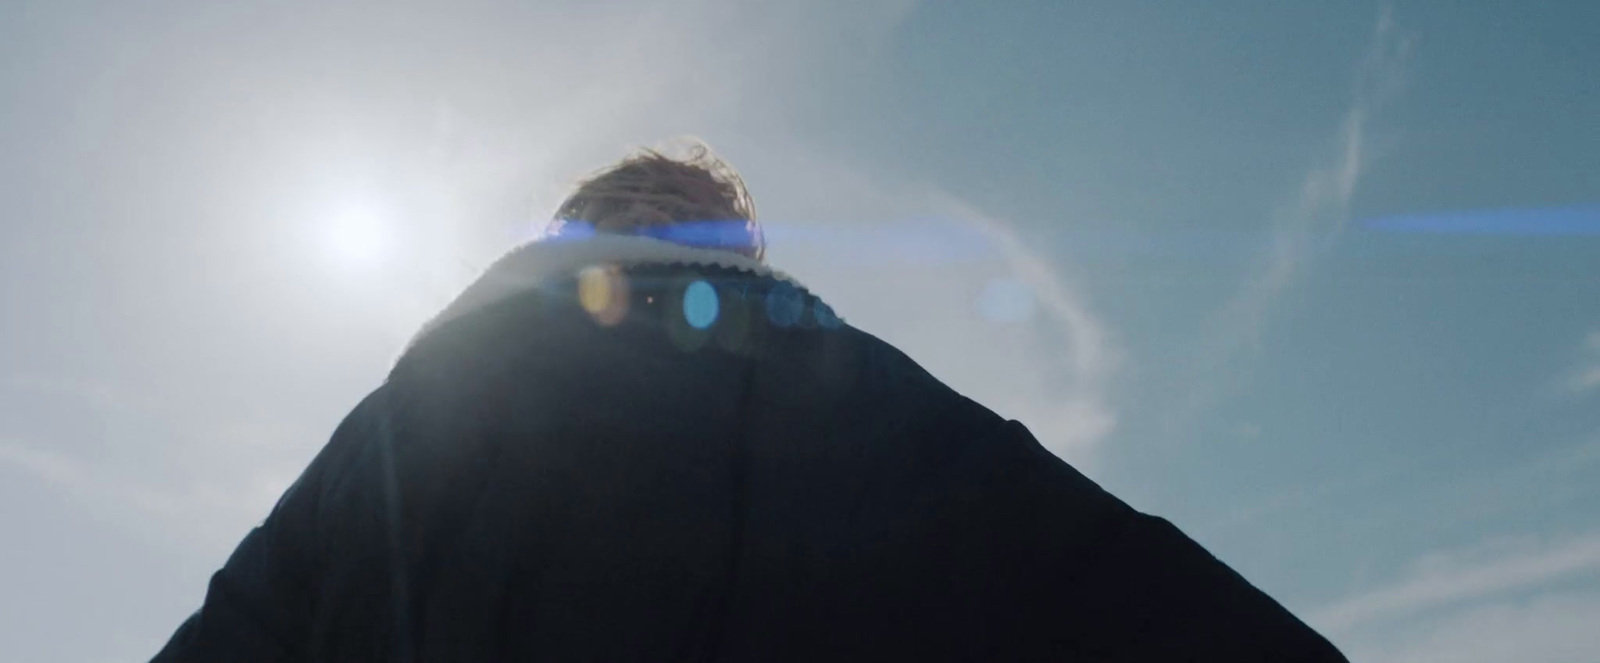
550;142;764;260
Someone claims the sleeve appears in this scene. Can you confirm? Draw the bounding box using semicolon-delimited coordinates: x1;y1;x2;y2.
1077;512;1350;662
149;389;389;663
989;420;1349;662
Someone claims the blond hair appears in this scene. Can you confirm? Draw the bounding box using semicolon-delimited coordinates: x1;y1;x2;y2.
551;142;764;260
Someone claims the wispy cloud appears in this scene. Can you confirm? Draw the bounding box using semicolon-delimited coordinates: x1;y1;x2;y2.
1348;589;1600;663
1163;7;1411;438
0;439;96;494
1312;532;1600;634
0;374;316;557
1226;3;1409;337
1568;330;1600;392
0;438;281;521
1317;530;1600;663
1573;369;1600;392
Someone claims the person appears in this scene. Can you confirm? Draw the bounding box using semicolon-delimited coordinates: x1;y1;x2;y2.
152;143;1347;662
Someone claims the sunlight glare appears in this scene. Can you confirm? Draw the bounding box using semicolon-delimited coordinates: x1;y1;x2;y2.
322;204;391;268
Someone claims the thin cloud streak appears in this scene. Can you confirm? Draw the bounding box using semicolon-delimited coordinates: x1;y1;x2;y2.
1570;331;1600;392
1161;5;1411;442
1312;532;1600;634
1348;590;1600;663
1224;4;1409;351
1573;367;1600;392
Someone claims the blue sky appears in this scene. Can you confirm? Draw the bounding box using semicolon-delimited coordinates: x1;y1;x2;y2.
2;1;1598;660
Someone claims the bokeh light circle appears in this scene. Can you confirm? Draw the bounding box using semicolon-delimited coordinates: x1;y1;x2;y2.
577;264;629;326
683;280;719;329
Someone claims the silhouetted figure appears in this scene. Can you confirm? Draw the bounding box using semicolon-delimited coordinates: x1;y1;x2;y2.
153;144;1347;662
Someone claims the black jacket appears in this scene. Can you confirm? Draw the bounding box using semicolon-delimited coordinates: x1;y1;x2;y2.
154;239;1346;662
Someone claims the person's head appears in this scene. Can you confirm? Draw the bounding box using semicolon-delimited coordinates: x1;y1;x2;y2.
548;142;764;261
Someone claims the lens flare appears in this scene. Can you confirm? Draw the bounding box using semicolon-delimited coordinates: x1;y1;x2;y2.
577;265;629;326
683;280;720;329
977;278;1037;324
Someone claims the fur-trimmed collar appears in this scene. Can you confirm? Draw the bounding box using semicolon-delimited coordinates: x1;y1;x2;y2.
409;235;804;348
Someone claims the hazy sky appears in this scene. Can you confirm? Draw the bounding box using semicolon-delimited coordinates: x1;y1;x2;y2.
3;1;1598;661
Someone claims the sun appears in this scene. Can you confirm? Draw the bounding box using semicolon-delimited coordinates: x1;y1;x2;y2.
322;203;390;268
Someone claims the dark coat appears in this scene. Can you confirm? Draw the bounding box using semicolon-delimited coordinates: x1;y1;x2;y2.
153;252;1347;661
